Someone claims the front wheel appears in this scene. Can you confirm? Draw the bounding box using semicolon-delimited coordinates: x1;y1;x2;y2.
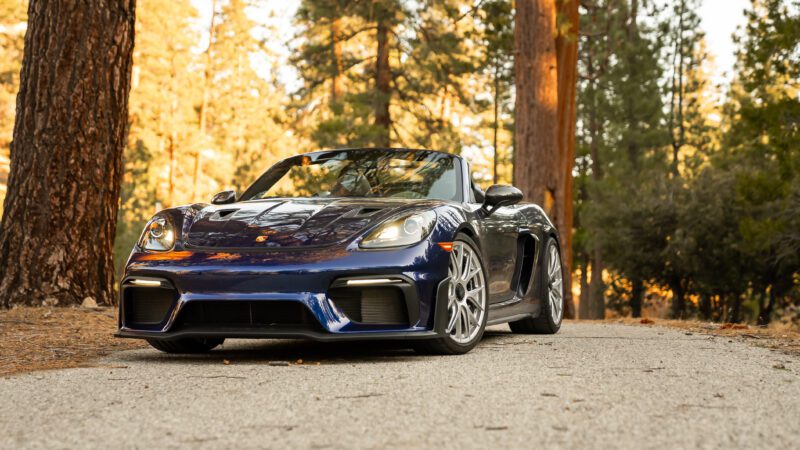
510;237;564;334
415;234;488;355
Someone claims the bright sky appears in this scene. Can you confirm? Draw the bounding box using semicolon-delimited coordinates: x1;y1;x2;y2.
698;0;750;85
192;0;750;89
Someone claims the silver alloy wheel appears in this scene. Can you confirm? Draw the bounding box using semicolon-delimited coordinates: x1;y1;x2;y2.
547;243;564;324
446;241;487;344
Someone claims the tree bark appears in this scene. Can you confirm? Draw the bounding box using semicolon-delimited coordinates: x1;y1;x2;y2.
0;0;136;308
555;0;579;320
514;0;558;209
374;19;392;147
514;0;562;307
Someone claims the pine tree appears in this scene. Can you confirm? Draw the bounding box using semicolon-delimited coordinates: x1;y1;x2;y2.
127;0;200;209
717;0;800;323
477;0;514;184
292;0;483;151
578;0;671;318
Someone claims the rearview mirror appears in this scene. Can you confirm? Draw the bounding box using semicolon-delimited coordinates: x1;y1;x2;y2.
211;190;237;205
483;185;523;213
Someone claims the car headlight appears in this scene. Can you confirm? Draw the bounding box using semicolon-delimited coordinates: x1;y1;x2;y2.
139;215;176;251
360;211;436;249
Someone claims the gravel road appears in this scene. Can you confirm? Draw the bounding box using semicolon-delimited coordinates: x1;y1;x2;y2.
1;322;798;449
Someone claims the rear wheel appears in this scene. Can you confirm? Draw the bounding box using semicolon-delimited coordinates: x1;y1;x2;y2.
415;234;488;355
147;338;224;354
509;237;563;334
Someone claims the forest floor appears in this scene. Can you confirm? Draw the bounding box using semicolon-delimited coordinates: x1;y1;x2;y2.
0;306;144;377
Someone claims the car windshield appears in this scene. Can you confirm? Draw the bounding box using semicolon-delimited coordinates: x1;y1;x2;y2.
242;150;461;201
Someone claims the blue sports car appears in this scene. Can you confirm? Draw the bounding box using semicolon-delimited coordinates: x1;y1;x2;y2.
116;148;564;354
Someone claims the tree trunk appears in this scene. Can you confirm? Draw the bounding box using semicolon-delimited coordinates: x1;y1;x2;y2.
670;280;686;319
729;295;742;323
578;255;590;319
589;250;605;319
374;19;391;147
757;288;775;325
583;1;605;320
555;0;579;320
0;0;136;308
700;293;712;320
514;0;562;311
630;276;643;318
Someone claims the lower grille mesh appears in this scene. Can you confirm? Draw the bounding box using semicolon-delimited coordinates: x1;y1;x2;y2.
175;301;316;329
125;287;175;326
330;287;409;325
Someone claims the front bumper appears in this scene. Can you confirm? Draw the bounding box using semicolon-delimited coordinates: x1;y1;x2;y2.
116;241;451;341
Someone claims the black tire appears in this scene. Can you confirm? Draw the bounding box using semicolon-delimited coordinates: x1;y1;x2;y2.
147;337;224;354
415;233;489;355
509;237;563;334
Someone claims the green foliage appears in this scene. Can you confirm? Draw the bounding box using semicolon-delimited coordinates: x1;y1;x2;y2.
575;0;800;323
1;0;797;320
290;0;505;161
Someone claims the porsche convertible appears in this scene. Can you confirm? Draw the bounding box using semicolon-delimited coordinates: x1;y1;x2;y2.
116;148;564;354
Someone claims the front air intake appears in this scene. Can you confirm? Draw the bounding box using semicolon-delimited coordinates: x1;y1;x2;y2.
172;301;321;331
329;286;409;325
124;287;176;327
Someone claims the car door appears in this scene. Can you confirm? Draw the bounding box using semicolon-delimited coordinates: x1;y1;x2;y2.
470;182;522;303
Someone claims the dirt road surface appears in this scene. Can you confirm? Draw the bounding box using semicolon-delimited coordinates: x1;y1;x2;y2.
1;322;798;449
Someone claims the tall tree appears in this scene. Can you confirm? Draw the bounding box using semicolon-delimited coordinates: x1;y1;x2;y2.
555;0;580;319
127;0;198;209
514;0;559;215
292;0;477;151
514;0;576;318
0;0;136;307
577;0;670;319
478;0;514;185
718;0;800;323
576;0;612;319
116;0;198;275
208;0;290;193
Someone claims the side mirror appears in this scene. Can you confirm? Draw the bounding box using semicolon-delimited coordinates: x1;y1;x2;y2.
211;190;237;205
483;185;523;214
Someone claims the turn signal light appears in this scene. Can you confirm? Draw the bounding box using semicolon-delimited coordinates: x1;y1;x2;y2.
438;242;454;252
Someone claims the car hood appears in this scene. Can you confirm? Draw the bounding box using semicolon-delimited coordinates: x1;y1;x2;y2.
184;198;438;249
